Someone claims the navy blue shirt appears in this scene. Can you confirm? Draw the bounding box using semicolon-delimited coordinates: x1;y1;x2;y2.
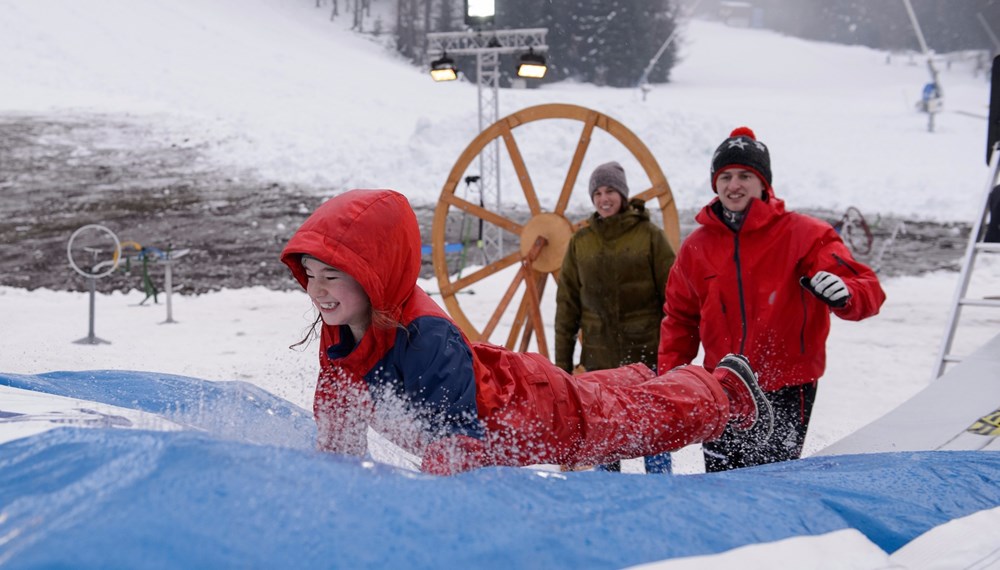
326;317;484;440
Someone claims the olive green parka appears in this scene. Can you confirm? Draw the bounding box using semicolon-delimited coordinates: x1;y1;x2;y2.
555;200;675;373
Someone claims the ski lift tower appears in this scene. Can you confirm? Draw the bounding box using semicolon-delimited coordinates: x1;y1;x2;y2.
902;0;943;132
426;22;548;262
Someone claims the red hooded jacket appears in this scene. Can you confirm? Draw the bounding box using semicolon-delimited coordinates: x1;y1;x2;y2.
282;189;734;472
658;194;886;391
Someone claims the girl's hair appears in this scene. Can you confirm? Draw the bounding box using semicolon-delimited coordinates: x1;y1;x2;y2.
290;313;323;350
371;307;401;330
289;306;403;350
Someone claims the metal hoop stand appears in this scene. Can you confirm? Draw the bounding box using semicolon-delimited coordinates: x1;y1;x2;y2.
67;224;121;345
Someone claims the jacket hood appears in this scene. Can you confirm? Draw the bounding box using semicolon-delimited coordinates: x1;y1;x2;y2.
280;189;422;319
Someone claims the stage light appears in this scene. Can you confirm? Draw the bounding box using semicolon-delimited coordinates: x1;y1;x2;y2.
430;53;458;82
517;48;547;79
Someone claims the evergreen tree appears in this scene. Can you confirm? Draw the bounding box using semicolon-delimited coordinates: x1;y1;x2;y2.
398;0;682;87
537;0;680;87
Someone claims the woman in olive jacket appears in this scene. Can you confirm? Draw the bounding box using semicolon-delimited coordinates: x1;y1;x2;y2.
555;162;677;472
555;162;675;374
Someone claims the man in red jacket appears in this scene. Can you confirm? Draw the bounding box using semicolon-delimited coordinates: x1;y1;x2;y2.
658;127;886;472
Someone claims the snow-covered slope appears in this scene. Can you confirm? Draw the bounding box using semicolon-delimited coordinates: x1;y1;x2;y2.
0;0;992;220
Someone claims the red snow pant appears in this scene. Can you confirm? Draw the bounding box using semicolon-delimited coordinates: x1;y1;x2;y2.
473;346;732;468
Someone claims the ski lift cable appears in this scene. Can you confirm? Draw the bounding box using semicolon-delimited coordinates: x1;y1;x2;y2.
977;13;1000;54
637;0;705;91
901;0;940;87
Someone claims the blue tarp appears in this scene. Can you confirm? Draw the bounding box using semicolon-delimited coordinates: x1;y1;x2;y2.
2;370;999;569
420;242;466;255
0;370;316;449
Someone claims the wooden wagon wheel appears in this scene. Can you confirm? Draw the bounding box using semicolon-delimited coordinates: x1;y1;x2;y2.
431;103;679;358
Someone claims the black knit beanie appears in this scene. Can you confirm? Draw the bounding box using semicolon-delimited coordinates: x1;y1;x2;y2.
711;127;772;194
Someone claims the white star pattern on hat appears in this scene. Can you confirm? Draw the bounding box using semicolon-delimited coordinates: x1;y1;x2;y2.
754;141;766;152
727;138;748;150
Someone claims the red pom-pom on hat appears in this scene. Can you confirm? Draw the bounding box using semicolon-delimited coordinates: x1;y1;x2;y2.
730;126;756;140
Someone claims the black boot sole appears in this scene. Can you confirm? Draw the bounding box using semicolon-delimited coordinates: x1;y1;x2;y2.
718;354;775;442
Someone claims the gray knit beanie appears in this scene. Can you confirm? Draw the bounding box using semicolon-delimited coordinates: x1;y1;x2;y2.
588;161;630;201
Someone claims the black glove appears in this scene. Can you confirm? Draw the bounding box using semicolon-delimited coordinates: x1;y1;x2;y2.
800;271;851;308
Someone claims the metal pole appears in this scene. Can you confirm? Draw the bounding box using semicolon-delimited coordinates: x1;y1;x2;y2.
87;277;96;340
162;260;176;324
901;0;941;132
476;49;503;262
977;13;1000;53
74;276;110;345
475;51;487;265
476;52;485;133
932;142;1000;379
901;0;930;55
638;0;704;99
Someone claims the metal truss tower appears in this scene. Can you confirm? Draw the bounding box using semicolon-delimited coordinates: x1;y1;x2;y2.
426;28;548;262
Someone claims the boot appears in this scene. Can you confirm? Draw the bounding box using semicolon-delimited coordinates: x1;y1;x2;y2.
714;354;774;441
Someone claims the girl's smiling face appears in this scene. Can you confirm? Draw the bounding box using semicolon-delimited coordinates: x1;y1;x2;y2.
301;255;371;339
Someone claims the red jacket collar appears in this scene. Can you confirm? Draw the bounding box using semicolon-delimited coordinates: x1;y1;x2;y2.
696;193;787;233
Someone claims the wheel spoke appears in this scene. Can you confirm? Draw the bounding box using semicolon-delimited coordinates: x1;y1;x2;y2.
441;193;523;235
633;183;670;203
518;269;549;357
481;265;526;341
554;111;598;215
511;237;550;355
506;294;530;350
500;125;542;216
634;183;680;251
440;250;522;297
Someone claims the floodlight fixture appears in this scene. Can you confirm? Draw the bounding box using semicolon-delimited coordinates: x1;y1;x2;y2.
430;53;458;82
517;48;547;79
465;0;495;28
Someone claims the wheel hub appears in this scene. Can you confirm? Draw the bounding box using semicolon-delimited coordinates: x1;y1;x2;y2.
519;213;573;273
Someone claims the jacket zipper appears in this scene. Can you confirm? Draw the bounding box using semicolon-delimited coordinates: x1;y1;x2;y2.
799;286;808;354
733;233;748;354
